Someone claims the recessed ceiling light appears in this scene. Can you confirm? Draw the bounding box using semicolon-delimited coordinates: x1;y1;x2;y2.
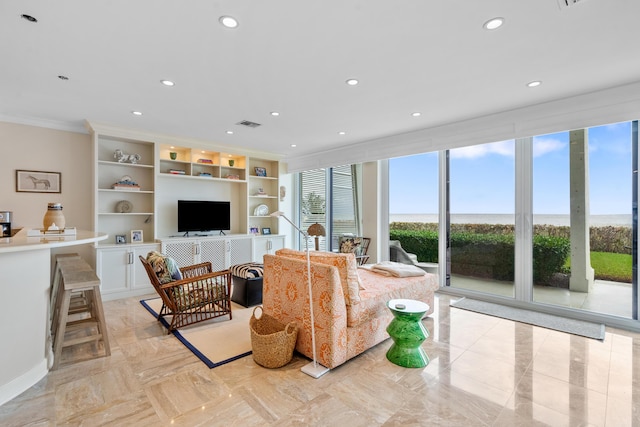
483;17;504;30
160;80;175;86
290;144;297;148
131;111;143;116
226;130;234;135
338;131;346;135
411;112;421;117
270;111;280;116
346;79;359;86
21;14;37;23
219;16;239;28
57;75;69;81
527;80;542;87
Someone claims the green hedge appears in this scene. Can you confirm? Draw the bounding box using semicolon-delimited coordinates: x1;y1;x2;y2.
389;229;570;284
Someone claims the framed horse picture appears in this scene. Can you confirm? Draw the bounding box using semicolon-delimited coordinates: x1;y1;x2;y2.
16;170;61;193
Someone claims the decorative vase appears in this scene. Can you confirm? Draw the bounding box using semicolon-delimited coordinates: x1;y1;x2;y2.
169;152;177;160
43;202;65;230
228;159;235;167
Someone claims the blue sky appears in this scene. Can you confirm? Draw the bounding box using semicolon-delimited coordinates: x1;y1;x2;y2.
389;122;632;215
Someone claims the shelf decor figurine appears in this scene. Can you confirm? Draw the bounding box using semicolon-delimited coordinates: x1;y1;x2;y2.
114;149;141;164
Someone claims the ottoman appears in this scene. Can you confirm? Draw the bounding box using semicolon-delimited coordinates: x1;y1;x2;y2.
230;262;264;307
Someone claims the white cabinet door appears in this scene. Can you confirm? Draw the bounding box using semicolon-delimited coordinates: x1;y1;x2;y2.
199;238;226;271
227;236;253;267
253;235;285;263
97;247;129;295
131;244;158;290
162;240;198;267
96;243;159;299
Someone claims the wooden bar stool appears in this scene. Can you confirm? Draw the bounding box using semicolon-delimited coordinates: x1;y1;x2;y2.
50;253;81;325
51;257;110;370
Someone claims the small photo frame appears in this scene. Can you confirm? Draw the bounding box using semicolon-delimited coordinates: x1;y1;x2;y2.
131;229;143;243
16;170;61;193
249;226;259;234
115;235;126;244
261;227;271;235
254;167;267;177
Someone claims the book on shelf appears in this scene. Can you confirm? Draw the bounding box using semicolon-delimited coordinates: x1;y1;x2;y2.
112;183;141;191
197;158;213;164
169;169;186;175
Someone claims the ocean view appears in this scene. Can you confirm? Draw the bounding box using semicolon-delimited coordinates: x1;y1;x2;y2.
390;213;632;227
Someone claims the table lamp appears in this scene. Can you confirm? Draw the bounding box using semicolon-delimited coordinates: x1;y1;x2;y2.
306;223;326;251
270;211;329;378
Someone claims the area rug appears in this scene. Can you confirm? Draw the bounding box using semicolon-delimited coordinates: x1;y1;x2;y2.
450;298;605;340
140;298;254;368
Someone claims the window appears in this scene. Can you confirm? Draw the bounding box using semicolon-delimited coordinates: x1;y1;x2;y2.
299;165;361;251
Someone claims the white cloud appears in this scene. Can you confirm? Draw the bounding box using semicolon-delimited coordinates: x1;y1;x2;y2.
450;140;515;159
532;138;565;157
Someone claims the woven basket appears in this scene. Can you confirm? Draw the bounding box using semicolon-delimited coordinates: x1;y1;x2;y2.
250;306;298;368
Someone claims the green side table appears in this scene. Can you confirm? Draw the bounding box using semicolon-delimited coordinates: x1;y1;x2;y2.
386;299;430;368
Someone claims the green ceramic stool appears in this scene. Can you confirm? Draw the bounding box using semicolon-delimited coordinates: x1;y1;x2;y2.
386;299;430;368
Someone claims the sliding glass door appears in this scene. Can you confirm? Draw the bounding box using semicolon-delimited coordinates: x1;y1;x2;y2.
447;140;516;298
385;121;639;326
532;124;635;318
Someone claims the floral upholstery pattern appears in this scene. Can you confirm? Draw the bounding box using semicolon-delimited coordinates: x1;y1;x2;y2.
262;253;438;369
275;248;361;305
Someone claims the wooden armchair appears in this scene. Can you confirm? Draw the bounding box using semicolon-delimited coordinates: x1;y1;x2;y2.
139;256;232;332
339;235;371;265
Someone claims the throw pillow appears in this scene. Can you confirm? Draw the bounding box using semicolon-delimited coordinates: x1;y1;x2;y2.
146;251;182;284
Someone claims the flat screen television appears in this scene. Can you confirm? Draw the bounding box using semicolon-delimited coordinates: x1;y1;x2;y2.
177;200;230;235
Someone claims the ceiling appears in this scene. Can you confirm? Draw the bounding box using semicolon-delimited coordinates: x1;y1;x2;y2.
2;0;640;161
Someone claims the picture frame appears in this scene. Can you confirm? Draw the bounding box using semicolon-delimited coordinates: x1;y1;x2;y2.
254;167;267;177
115;235;126;244
261;227;271;235
130;229;143;243
16;170;61;193
249;226;259;234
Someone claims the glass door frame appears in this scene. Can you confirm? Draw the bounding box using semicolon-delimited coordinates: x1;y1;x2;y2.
435;127;640;331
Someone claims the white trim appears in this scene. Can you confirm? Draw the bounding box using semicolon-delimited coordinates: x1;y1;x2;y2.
0;359;48;406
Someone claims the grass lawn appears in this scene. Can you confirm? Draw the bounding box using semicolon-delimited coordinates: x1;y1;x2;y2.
565;251;632;283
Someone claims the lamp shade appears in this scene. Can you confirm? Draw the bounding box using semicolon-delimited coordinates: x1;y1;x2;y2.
307;223;326;237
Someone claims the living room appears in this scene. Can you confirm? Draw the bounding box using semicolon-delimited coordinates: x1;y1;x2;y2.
2;1;640;425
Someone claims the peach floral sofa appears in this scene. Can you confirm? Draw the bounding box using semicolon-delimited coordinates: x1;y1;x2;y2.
262;249;438;370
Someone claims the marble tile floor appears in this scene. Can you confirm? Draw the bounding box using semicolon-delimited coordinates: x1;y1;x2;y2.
1;292;640;426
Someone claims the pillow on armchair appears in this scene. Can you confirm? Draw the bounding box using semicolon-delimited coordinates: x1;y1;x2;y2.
146;251;183;284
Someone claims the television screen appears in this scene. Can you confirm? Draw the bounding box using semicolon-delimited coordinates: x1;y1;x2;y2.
177;200;230;234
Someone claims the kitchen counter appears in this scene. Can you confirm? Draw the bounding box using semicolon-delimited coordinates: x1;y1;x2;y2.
0;228;107;406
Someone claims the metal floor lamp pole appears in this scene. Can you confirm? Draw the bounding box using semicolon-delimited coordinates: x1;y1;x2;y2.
271;211;329;378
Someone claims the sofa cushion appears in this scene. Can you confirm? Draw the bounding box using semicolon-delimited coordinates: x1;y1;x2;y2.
346;268;433;327
146;251;182;284
275;248;361;305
